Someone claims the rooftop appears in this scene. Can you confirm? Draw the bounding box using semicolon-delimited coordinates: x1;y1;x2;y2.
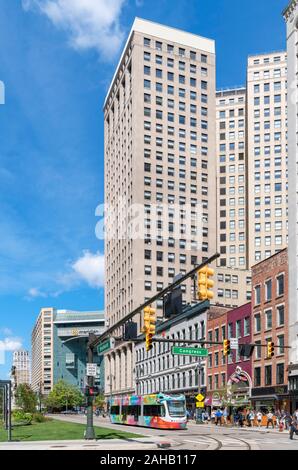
104;17;215;107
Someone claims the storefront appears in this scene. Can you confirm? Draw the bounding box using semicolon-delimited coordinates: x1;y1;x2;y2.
251;386;290;412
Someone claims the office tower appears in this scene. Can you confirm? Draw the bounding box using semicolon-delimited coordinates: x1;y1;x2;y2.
246;52;288;267
216;87;247;269
31;308;54;395
283;0;298;408
104;18;216;396
31;308;105;394
12;350;31;387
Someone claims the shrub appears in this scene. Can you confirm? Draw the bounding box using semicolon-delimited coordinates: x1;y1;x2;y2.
12;410;33;425
33;413;48;423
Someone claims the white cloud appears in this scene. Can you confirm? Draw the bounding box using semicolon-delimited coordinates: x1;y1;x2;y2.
0;337;23;352
22;0;126;59
72;250;104;288
27;287;48;299
0;328;13;336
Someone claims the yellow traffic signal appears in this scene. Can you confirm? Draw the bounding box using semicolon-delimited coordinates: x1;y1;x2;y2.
143;307;156;352
267;341;275;358
223;339;231;356
198;266;215;301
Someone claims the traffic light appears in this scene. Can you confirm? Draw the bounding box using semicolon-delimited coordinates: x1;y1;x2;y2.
143;306;156;352
85;386;100;397
223;339;231;356
267;341;275;359
198;266;215;301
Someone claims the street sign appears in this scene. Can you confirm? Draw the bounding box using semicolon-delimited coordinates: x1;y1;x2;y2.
86;363;98;377
171;346;208;357
97;338;115;355
195;393;205;402
230;338;239;350
196;402;205;408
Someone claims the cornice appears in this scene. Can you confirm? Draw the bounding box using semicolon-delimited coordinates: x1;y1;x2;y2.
283;0;298;20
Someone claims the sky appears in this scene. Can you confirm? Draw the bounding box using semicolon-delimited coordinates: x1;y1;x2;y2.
0;0;288;377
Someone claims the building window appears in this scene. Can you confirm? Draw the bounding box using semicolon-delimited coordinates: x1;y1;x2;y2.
254;313;261;333
265;365;272;386
276;363;284;384
277;335;285;355
244;317;250;336
277;305;285;326
265;309;272;330
265;279;272;302
276;274;284;297
255;285;261;305
254;367;261;387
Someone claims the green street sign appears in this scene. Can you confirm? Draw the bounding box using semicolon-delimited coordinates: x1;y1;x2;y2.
171;346;208;357
97;339;111;354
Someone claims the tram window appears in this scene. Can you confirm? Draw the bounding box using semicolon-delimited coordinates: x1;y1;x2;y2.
110;406;120;415
122;405;141;416
143;405;165;417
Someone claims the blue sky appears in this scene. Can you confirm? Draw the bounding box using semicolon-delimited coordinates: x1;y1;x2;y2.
0;0;287;377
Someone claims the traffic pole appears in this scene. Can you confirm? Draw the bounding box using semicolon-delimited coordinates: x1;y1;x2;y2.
85;334;96;440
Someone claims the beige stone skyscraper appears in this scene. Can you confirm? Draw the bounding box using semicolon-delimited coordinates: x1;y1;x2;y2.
104;18;217;397
216;87;247;269
31;308;54;395
246;52;288;267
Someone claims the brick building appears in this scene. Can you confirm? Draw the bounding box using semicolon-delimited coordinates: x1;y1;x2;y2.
205;307;228;406
251;248;289;411
226;303;252;407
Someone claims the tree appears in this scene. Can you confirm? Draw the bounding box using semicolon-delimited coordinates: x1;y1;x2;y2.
15;384;38;413
45;380;83;411
94;393;105;409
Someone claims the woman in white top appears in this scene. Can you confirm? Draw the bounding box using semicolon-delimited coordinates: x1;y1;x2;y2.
257;411;263;427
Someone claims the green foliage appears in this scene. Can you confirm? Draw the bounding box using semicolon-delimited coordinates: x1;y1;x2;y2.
45;380;84;411
94;393;105;409
32;412;49;423
12;410;33;425
15;384;38;413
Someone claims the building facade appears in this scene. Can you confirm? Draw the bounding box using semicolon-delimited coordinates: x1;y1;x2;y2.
31;308;105;395
104;17;217;397
251;249;290;411
12;350;31;387
135;301;209;411
246;52;288;268
216;87;248;269
283;0;298;411
31;307;54;395
52;310;105;392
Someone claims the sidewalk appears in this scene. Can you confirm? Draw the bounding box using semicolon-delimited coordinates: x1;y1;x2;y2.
187;421;290;435
0;436;174;451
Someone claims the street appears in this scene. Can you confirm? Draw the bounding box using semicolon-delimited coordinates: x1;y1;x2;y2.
52;415;298;451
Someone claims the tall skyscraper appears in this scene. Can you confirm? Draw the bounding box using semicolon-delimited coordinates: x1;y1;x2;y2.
216;87;247;270
283;0;298;407
31;308;54;395
246;52;288;267
12;350;31;387
104;18;217;396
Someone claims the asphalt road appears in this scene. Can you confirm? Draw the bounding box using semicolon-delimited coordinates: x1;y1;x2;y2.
52;414;298;450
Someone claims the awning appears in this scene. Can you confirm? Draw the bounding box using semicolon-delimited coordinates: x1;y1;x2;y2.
251;395;278;401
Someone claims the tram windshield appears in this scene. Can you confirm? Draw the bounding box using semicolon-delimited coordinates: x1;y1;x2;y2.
167;400;186;418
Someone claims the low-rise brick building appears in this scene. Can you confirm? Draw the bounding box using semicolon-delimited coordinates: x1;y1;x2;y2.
251;248;289;411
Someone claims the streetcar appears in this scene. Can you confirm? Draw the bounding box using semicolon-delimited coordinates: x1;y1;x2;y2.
109;393;187;430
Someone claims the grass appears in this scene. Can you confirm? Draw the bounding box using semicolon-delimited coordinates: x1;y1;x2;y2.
0;419;143;442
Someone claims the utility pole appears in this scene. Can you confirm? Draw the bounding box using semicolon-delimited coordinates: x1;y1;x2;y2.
195;358;204;424
85;333;96;440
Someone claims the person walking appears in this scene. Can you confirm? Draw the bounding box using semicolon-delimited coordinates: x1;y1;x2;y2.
238;411;244;428
223;408;228;425
285;412;292;431
257;411;263;428
289;416;298;440
266;411;274;429
215;409;223;426
248;410;255;427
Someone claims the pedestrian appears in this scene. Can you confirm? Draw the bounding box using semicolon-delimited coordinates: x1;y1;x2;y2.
256;411;263;428
266;411;274;429
211;409;216;424
248;410;255;427
289;416;298;440
238;412;244;428
223;408;228;425
215;409;223;426
285;412;292;431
